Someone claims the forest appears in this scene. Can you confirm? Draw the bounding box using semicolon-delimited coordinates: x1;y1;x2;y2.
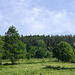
0;25;75;64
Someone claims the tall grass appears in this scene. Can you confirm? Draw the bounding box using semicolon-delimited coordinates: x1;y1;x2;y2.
0;58;75;75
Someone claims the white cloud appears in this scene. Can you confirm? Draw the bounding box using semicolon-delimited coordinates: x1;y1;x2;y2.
0;0;75;35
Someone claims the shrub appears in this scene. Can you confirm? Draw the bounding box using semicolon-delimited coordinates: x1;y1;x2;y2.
53;41;75;62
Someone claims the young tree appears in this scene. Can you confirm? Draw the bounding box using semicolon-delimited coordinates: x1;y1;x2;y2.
3;26;26;64
36;47;46;58
53;41;75;62
33;40;47;58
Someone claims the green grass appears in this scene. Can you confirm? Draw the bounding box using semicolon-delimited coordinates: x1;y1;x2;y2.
0;58;75;75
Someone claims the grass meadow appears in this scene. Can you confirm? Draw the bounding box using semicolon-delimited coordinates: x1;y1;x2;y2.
0;58;75;75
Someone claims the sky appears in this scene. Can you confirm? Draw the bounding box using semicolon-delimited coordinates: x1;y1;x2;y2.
0;0;75;35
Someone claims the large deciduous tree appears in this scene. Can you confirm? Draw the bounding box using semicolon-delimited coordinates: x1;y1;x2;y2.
53;41;75;62
4;26;26;64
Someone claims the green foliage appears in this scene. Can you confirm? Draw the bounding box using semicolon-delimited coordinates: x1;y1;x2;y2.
47;46;53;52
14;40;26;59
36;47;46;58
3;26;26;64
26;52;31;60
26;45;37;59
33;40;47;58
46;51;52;58
0;36;4;64
1;26;75;62
26;43;31;52
53;41;75;62
33;40;46;48
29;46;36;58
20;35;75;59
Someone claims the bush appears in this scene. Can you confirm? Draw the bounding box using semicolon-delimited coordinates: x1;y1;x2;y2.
36;47;46;58
53;41;75;62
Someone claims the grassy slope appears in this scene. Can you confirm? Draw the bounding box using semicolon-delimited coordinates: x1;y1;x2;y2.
0;58;75;75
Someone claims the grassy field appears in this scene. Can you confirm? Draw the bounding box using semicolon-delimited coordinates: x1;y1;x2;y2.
0;58;75;75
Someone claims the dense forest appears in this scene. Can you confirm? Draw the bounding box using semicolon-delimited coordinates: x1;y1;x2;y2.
0;26;75;64
20;34;75;61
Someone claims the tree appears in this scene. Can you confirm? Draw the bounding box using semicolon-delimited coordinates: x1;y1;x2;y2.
33;40;46;48
0;36;4;64
33;40;47;58
26;46;36;59
3;26;26;64
53;41;74;62
46;51;52;58
29;46;36;58
36;47;46;58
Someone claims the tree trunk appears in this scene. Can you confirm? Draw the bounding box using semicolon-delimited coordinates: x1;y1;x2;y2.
11;57;15;65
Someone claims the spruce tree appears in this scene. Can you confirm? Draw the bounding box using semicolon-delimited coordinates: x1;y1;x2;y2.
4;26;26;64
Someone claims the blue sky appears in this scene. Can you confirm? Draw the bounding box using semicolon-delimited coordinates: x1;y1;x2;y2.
0;0;75;35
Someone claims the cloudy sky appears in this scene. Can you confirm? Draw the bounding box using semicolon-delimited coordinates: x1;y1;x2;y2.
0;0;75;35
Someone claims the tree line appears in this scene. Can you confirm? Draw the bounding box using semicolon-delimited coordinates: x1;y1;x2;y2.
0;26;75;64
